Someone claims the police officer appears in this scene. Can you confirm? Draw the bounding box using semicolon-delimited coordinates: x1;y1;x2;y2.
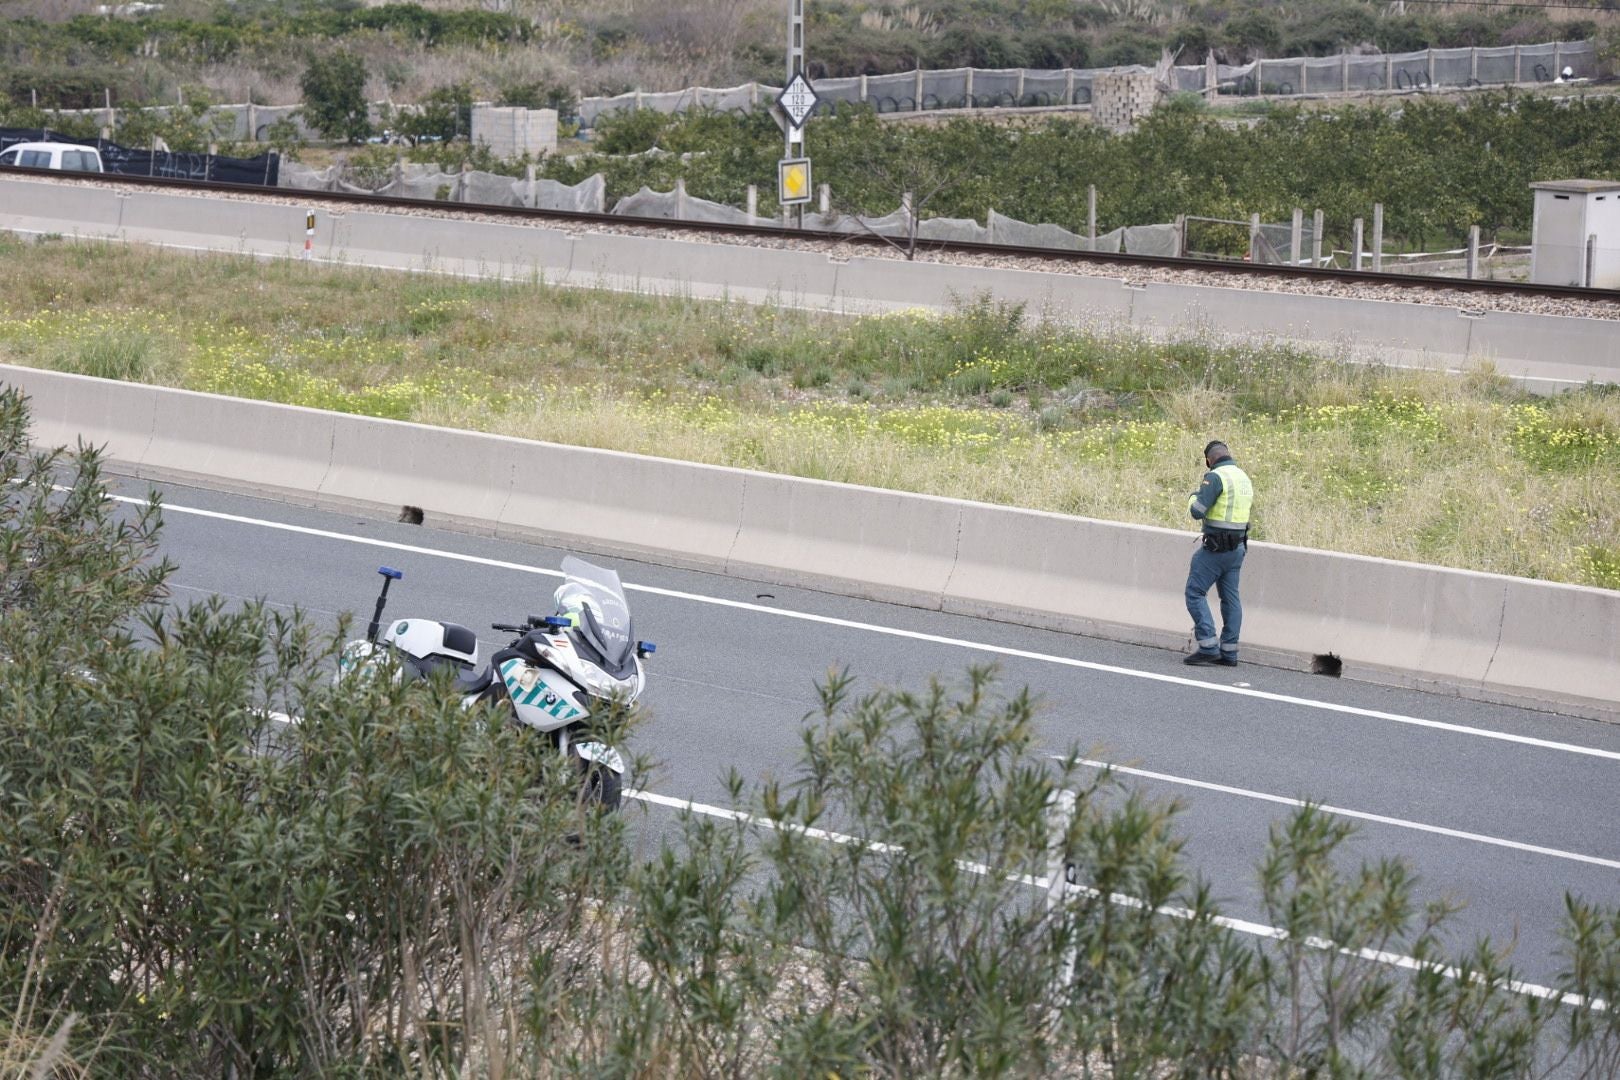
1184;440;1252;666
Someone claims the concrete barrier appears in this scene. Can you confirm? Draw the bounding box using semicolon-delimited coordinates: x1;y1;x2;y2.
1488;577;1620;705
1467;309;1620;382
1241;543;1509;688
3;365;158;463
569;232;839;304
4;361;1617;720
119;191;300;251
319;412;515;530
727;473;963;603
1129;284;1476;363
0;178;124;236
143;387;337;498
498;442;750;572
335;212;575;280
944;504;1189;643
832;256;1137;324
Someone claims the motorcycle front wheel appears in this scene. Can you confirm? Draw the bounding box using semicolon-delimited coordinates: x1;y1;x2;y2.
579;759;622;812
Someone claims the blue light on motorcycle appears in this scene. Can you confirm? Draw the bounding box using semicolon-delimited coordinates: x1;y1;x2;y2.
637;641;657;654
378;566;404;580
544;615;572;629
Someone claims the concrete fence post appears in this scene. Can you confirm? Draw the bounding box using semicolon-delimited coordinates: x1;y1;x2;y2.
1427;47;1436;86
31;88;37;109
1300;60;1308;95
525;163;537;209
1372;203;1384;272
1385;55;1394;91
1341;52;1350;92
459;160;471;202
914;68;924;110
746;184;758;219
1065;68;1075;105
1290;207;1303;265
246;102;257;141
965;67;974;105
1312;208;1324;266
1470;47;1479;82
1514;46;1522;83
104;88;114;130
1466;225;1480;279
1554;42;1564;78
674;177;688;219
1046;788;1078;997
634;89;644;110
1586;233;1597;288
818;183;830;214
1087;184;1097;241
750;82;760;107
1016;69;1025;101
1249;212;1261;262
860;74;868;102
1353;216;1365;270
1174;214;1186;257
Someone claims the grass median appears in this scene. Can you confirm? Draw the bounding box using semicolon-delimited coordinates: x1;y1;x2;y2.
2;233;1617;590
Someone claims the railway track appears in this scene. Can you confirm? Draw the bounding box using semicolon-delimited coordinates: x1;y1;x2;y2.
6;165;1620;320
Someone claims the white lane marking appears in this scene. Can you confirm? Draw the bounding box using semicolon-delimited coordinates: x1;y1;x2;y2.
1069;756;1620;870
626;789;1605;1011
110;493;1620;763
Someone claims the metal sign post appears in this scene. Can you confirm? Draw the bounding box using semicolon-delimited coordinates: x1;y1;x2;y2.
303;209;315;261
777;0;814;228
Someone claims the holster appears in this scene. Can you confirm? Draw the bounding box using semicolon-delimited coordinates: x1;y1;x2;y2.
1202;530;1247;553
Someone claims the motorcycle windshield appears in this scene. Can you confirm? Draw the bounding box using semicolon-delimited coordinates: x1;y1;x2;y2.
561;555;634;670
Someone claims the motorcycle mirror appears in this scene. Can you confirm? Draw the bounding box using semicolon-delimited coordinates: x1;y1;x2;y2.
367;566;404;643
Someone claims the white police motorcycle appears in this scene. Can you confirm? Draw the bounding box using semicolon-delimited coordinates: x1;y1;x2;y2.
338;555;654;811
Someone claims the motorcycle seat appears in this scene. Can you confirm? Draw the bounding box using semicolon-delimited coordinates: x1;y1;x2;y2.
455;664;494;695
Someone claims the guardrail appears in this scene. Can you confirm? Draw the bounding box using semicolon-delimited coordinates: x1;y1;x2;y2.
7;363;1617;721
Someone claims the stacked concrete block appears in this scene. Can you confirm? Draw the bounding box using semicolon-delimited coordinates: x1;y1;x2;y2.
1091;71;1160;130
470;106;558;159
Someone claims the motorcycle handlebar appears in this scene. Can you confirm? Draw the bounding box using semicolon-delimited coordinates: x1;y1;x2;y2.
491;622;527;634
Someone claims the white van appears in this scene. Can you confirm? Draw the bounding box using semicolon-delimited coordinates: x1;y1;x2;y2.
0;142;105;173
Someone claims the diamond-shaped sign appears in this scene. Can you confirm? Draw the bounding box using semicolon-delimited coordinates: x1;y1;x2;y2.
778;157;812;205
777;73;819;129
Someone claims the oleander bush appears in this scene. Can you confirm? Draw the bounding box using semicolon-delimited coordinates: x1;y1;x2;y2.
4;385;1620;1074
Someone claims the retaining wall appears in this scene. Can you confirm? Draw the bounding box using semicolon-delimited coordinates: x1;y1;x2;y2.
4;363;1616;720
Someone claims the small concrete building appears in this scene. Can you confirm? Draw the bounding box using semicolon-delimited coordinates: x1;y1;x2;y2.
470;106;558;160
1529;179;1620;288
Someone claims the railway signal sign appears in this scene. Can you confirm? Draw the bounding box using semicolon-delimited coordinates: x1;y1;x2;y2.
777;73;819;130
778;157;812;206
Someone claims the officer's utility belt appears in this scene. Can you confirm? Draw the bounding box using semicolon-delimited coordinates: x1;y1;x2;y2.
1202;529;1248;553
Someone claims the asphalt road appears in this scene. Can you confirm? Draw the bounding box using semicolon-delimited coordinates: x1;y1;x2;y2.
110;474;1620;990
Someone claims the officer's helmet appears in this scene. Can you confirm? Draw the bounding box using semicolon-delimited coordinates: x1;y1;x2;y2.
553;582;593;627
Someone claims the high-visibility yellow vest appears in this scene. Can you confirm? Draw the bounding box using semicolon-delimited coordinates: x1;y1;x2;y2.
1207;463;1253;526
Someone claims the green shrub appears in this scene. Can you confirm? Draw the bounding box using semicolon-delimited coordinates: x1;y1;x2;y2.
398;82;472;143
299;49;371;143
69;330;151;382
